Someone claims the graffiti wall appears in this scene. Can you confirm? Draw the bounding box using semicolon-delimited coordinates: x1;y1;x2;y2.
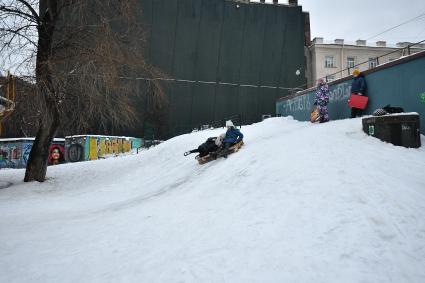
276;51;425;133
0;139;65;169
65;135;142;163
276;81;353;122
1;136;142;168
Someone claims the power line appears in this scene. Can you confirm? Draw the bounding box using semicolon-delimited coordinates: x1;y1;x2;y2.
366;11;425;41
118;75;303;91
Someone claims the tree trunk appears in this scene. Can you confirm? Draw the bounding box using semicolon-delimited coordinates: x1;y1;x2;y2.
24;0;58;182
24;100;60;182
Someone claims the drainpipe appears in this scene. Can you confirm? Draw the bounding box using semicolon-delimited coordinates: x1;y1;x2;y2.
340;42;344;79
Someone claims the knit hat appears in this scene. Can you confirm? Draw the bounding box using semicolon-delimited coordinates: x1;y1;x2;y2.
225;120;234;128
353;69;360;76
317;78;325;85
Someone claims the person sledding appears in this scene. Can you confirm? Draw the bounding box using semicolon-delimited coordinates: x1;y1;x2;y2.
184;134;224;157
217;120;244;159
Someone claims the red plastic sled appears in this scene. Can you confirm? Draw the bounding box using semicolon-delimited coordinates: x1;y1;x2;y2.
348;93;368;110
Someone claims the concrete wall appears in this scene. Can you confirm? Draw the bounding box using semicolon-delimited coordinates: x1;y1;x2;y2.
277;51;425;134
139;0;307;137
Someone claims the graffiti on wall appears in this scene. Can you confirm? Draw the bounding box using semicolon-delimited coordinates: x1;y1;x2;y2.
22;143;32;164
48;145;65;165
67;144;84;162
420;92;425;103
1;136;141;168
328;82;352;103
281;95;312;114
87;136;133;161
65;136;86;163
279;82;352;115
1;141;66;169
0;143;20;168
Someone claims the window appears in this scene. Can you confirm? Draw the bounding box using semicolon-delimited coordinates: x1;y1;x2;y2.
325;56;334;68
347;57;355;69
369;58;378;69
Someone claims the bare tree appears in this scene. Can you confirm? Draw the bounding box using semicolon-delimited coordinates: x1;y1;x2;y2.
0;76;41;137
1;0;166;182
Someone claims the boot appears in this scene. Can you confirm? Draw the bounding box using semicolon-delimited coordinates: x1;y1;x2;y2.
222;143;231;158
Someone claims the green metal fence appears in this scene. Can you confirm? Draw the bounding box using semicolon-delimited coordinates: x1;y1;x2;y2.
139;0;307;138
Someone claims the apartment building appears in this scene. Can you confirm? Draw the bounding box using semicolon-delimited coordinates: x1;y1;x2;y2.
305;37;425;87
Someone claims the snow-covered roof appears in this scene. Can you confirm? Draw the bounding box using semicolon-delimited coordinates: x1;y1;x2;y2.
65;135;138;140
0;137;65;142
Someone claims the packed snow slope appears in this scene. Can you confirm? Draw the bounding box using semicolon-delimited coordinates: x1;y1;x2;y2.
1;117;425;283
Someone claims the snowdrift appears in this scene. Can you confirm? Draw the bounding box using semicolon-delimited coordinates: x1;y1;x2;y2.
1;117;425;283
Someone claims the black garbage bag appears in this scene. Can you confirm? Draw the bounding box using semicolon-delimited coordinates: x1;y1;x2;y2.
382;104;404;114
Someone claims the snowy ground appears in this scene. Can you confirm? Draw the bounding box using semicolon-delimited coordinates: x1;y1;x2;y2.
1;117;425;283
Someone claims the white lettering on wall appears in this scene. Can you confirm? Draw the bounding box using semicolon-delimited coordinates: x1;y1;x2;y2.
279;81;352;115
329;83;351;102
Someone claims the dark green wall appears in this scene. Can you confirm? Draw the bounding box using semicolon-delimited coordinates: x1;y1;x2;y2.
140;0;307;137
276;52;425;134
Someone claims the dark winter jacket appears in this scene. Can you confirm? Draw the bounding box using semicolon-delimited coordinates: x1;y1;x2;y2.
351;74;367;95
198;137;219;157
223;128;243;144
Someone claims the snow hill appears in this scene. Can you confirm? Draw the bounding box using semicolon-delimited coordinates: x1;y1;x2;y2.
1;117;425;283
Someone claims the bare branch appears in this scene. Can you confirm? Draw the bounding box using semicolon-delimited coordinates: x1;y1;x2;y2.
0;25;38;46
0;5;38;23
16;0;40;22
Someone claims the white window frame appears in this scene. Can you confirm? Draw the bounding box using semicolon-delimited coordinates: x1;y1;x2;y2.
369;58;378;69
325;56;334;68
347;57;355;69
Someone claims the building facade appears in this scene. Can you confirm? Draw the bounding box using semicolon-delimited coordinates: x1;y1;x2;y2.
305;37;425;88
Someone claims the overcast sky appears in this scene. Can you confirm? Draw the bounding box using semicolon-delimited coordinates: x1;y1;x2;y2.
254;0;425;44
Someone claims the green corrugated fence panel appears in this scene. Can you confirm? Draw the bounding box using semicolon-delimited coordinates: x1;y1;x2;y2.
139;0;306;137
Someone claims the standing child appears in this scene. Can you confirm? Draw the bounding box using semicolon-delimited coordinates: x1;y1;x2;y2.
314;78;330;123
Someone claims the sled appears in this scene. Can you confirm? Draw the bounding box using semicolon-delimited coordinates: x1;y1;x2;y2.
348;93;369;110
310;107;320;123
195;141;244;165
